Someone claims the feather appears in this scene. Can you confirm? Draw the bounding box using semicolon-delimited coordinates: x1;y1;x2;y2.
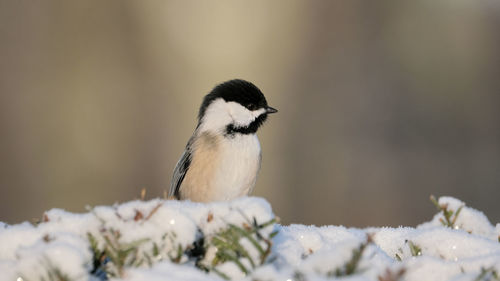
169;137;194;199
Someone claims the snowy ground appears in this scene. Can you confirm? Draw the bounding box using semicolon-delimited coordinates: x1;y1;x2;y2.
0;196;499;281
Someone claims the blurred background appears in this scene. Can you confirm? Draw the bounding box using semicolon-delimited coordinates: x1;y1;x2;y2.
1;1;499;227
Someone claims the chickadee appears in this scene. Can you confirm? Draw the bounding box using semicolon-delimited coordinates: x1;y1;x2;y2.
169;79;277;202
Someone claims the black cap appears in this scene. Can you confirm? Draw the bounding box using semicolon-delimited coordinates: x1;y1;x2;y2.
199;79;273;121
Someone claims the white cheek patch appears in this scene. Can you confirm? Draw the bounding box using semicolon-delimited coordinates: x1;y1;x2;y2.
200;99;233;132
226;102;255;127
251;108;267;119
200;100;266;132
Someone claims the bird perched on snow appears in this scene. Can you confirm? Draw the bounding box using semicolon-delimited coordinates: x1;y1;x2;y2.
169;79;277;202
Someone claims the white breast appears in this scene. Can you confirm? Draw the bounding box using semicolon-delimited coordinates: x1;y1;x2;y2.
212;134;262;200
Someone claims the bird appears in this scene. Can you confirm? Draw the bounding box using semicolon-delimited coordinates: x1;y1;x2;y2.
169;79;277;202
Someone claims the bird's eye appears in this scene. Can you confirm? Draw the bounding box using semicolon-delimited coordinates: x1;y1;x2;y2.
247;104;256;110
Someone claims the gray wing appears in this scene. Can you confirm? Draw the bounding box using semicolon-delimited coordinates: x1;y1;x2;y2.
169;137;194;199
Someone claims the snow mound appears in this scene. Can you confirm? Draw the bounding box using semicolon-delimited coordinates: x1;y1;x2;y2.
0;196;498;281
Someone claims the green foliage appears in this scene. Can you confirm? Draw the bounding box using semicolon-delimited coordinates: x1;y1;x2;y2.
395;253;402;262
88;228;187;278
207;217;278;280
474;267;499;281
327;234;373;277
87;232;106;278
430;195;463;229
395;240;422;261
86;211;279;280
39;257;72;281
93;228;149;277
408;240;422;257
86;202;191;279
152;232;184;264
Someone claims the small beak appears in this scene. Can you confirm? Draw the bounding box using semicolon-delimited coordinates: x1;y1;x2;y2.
266;106;278;114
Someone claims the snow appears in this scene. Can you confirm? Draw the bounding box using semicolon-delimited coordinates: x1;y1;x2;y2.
419;196;498;239
0;196;498;281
